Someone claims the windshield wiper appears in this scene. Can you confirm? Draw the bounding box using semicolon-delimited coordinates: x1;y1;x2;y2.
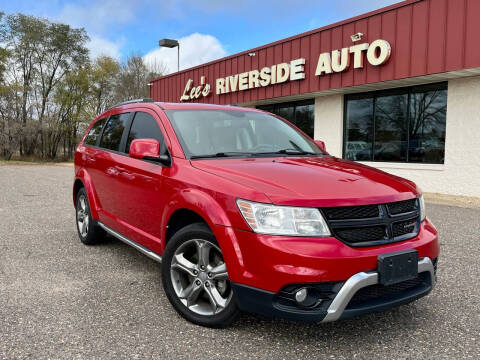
190;149;321;159
190;152;254;159
277;148;317;155
253;149;318;156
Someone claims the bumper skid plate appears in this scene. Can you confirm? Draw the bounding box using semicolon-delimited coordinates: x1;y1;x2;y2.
232;257;436;322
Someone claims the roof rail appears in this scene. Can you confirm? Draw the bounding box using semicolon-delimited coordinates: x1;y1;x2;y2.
108;98;154;110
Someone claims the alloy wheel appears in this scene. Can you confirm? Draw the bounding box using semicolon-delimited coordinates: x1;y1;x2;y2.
77;194;89;237
170;239;232;316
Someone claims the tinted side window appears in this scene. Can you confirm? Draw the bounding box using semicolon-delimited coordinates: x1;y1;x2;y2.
126;112;166;154
84;118;107;146
99;113;131;151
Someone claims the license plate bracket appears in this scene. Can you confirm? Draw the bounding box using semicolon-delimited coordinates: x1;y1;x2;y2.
378;250;418;286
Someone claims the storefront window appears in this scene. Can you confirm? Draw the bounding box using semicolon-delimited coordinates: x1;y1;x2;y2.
408;85;447;163
345;97;373;161
344;82;447;164
374;92;408;162
257;99;314;138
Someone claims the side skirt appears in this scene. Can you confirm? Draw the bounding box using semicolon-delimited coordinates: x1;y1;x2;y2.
98;221;162;263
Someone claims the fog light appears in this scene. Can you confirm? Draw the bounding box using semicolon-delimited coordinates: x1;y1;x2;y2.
295;288;308;303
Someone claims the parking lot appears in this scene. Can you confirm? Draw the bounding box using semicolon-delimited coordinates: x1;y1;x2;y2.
0;165;479;359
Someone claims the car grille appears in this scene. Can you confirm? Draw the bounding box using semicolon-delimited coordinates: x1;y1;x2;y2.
346;272;429;308
392;217;417;237
321;198;420;247
334;226;387;243
387;198;417;215
322;205;380;220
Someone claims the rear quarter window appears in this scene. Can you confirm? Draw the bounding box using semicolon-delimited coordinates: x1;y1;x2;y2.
84;118;107;146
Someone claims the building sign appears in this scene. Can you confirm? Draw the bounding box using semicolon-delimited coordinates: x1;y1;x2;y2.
215;58;306;95
180;76;211;101
315;39;391;76
180;38;391;101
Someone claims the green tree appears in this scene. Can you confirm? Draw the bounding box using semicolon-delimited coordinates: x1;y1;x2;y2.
0;12;9;84
44;65;92;159
34;20;89;156
90;56;120;114
0;12;168;161
0;13;89;158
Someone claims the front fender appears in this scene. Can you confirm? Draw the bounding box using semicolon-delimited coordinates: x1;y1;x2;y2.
74;168;101;220
161;188;247;282
161;188;232;246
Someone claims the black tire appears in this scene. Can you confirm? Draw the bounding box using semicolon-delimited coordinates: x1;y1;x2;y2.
75;187;105;245
161;223;240;328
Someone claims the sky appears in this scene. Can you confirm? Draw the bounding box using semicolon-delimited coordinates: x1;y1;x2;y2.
2;0;399;74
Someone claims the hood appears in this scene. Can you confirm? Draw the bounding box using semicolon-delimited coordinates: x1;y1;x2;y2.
191;156;419;207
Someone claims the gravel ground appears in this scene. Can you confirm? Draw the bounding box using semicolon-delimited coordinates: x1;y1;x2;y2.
0;165;479;359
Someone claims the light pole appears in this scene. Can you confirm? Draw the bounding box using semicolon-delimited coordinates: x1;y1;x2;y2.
158;38;180;72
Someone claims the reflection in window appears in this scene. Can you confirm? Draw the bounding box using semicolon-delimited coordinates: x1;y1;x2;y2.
257;99;314;138
409;87;447;163
345;97;373;161
165;110;321;158
374;93;408;162
99;113;130;151
84;118;107;146
126;112;165;154
344;82;447;164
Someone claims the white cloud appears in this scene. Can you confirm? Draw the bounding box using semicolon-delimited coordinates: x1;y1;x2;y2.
54;0;136;60
87;36;124;60
57;0;136;34
143;33;227;74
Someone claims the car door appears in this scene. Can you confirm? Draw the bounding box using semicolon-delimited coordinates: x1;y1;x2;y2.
81;116;108;172
105;109;170;253
90;112;133;223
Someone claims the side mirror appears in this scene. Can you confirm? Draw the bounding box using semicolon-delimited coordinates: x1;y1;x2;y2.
314;140;328;154
129;139;170;165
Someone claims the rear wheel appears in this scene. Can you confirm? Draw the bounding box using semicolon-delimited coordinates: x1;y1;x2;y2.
75;188;105;245
161;223;239;328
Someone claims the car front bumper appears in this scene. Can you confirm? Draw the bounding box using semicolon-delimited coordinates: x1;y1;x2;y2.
231;257;436;322
212;217;439;322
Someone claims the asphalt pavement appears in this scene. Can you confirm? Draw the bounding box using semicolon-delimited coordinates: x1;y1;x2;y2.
0;165;479;359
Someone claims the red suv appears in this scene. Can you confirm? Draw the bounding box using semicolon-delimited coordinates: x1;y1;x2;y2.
74;99;439;327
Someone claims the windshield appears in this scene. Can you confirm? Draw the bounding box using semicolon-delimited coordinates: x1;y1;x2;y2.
165;109;325;159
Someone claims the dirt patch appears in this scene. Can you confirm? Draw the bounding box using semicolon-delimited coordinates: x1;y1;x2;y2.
0;160;73;167
424;192;480;209
54;162;74;167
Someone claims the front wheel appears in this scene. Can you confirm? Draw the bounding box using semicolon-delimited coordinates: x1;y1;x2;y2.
161;223;240;328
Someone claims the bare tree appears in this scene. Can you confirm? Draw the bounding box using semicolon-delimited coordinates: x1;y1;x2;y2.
1;14;44;155
0;12;169;161
33;21;89;156
115;54;166;102
1;13;89;158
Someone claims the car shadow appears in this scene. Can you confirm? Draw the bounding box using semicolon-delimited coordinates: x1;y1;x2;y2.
225;302;437;351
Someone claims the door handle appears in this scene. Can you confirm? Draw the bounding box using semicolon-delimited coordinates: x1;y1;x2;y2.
115;166;126;172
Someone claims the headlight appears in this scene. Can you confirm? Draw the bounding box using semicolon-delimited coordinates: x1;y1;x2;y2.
236;199;331;236
419;194;426;221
